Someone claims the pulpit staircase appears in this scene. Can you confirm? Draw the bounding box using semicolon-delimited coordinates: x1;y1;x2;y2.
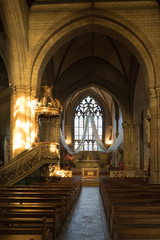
0;143;60;186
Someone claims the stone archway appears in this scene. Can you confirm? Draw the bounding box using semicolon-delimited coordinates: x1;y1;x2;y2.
64;87;112;148
27;9;158;92
27;9;160;182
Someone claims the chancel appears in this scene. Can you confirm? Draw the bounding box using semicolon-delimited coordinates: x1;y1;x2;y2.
0;0;160;239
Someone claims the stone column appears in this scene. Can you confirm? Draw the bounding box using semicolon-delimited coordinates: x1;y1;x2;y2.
13;85;27;157
132;120;141;170
123;119;141;172
30;88;37;143
10;85;33;158
149;87;158;183
122;120;132;170
25;87;32;149
9;84;16;160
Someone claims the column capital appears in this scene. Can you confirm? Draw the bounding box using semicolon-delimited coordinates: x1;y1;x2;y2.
31;88;37;98
9;83;16;95
147;86;160;98
15;85;28;93
132;120;141;126
26;87;32;95
122;120;132;129
155;85;160;97
9;84;30;94
148;87;156;99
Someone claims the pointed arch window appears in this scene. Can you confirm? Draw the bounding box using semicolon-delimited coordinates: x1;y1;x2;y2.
74;96;103;151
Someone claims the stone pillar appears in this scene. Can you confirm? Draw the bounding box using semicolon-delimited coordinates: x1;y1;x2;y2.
123;119;141;172
149;88;158;183
10;85;33;158
10;84;16;160
30;88;37;143
122;120;132;170
4;136;10;165
13;85;27;157
25;87;32;149
132;120;141;170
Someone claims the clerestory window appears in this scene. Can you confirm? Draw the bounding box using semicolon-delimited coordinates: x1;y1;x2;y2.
74;96;103;151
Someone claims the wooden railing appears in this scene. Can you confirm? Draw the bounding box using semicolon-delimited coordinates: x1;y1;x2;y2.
0;143;60;186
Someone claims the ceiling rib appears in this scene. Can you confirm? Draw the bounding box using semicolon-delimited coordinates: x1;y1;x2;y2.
107;36;128;84
55;38;76;85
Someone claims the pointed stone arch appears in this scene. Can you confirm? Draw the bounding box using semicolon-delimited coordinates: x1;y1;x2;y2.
25;8;160;182
63;88;112;151
27;9;158;93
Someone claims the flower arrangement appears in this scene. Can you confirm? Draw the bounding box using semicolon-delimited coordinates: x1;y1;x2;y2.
66;153;75;161
62;152;76;170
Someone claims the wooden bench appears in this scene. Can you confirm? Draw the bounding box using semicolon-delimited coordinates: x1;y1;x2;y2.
109;203;160;238
115;216;160;240
0;217;51;240
100;177;160;240
0;176;82;240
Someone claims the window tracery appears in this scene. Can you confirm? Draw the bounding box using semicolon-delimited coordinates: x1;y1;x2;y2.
74;96;103;151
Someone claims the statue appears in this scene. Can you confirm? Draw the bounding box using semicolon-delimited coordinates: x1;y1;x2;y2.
42;85;53;106
145;109;151;143
144;118;150;143
117;146;125;170
52;98;63;111
39;85;63;111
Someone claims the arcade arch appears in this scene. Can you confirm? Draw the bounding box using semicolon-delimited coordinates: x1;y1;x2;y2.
24;9;160;182
27;10;158;92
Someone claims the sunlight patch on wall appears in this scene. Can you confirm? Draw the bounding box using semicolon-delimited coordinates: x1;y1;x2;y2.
13;97;36;152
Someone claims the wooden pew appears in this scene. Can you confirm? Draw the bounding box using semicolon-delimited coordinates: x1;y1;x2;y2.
109;204;160;236
0;176;82;240
0;203;63;233
110;203;160;238
99;177;160;240
0;216;51;240
115;216;160;240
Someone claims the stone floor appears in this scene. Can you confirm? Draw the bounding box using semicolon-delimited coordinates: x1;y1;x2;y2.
62;187;111;240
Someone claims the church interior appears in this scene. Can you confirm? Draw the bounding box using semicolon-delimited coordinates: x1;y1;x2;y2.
0;0;160;239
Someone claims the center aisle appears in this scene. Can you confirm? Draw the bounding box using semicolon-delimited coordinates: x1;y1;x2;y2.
62;187;110;240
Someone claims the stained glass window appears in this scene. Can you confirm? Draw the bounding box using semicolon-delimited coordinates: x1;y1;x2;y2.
74;96;103;151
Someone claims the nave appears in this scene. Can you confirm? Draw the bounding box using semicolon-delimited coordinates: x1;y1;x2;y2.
1;176;160;240
1;1;160;240
62;187;110;240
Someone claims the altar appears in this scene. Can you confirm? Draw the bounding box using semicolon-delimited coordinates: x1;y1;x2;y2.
82;168;99;178
75;159;100;168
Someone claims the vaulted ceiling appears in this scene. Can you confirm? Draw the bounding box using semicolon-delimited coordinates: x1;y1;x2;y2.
41;31;140;112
